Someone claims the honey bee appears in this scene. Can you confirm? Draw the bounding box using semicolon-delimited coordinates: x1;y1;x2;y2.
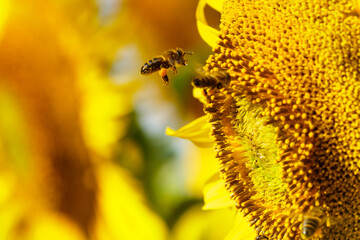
255;235;269;240
301;207;328;239
192;71;231;95
140;48;193;85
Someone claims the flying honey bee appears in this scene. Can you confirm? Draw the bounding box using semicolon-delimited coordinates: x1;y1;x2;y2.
301;207;329;239
140;48;193;86
192;70;231;96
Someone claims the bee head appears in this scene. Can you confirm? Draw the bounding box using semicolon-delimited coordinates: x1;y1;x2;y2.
176;48;184;57
175;48;193;65
192;78;202;87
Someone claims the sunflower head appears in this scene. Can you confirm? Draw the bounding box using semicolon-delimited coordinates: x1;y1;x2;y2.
194;0;360;239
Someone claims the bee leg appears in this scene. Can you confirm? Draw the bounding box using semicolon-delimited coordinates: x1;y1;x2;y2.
255;235;269;240
207;87;217;96
159;68;169;86
161;75;169;86
203;89;208;96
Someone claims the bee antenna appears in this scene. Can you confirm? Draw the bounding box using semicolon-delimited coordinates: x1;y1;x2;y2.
185;51;194;55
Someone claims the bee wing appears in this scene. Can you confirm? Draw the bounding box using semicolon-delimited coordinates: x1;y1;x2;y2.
326;214;342;227
194;65;207;75
162;49;176;60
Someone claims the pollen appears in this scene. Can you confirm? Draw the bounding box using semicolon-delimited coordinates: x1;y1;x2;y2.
198;0;360;239
159;68;167;77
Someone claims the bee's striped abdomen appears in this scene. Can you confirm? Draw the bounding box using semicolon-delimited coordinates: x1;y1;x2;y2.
192;71;230;89
141;57;168;75
192;76;219;88
302;217;321;238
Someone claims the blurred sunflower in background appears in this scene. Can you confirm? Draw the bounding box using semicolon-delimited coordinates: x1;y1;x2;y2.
0;0;237;240
170;0;360;239
3;0;360;240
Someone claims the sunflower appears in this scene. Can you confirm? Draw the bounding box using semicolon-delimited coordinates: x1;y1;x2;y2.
0;1;167;240
169;0;360;239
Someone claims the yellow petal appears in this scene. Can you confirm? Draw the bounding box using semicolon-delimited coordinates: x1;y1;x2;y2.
203;174;234;210
196;0;220;48
80;72;139;158
166;116;213;148
224;213;257;240
196;20;220;49
192;85;207;104
172;204;235;240
28;212;87;240
95;163;168;240
184;148;220;197
0;0;10;40
196;0;208;24
353;0;360;14
206;0;225;12
0;89;30;173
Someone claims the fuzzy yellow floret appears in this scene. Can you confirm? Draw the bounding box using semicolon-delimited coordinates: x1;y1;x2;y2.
196;0;360;239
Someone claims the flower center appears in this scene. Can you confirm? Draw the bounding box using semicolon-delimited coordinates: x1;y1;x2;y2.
196;0;360;238
233;97;285;206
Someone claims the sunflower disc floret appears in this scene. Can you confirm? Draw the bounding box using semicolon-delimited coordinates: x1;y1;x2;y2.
197;0;360;239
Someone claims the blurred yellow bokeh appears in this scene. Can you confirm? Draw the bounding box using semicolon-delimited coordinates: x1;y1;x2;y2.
0;0;234;240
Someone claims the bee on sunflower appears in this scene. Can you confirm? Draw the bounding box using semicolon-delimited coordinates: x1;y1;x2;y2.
168;0;360;239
